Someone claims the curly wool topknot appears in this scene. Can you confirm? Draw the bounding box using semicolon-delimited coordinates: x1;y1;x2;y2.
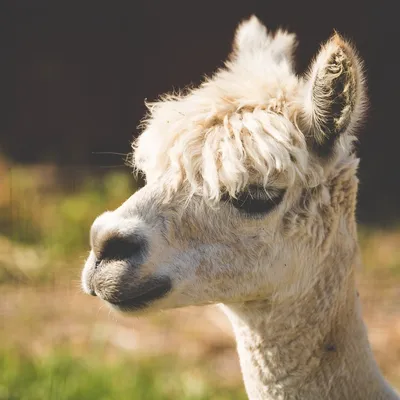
132;17;360;202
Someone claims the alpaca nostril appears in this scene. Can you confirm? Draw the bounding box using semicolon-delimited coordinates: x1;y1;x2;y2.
89;288;97;297
99;235;148;263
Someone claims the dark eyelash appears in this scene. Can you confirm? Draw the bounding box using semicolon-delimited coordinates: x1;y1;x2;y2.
223;186;286;216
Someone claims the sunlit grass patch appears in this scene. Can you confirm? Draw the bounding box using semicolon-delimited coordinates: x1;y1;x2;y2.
0;348;246;400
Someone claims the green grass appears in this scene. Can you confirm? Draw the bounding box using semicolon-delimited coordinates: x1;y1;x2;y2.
0;349;246;400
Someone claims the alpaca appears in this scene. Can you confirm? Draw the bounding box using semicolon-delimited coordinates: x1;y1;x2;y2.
81;16;399;400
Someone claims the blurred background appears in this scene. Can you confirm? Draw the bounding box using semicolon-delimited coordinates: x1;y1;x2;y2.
1;1;399;399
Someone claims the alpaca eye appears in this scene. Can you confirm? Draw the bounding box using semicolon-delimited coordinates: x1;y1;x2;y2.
224;186;286;217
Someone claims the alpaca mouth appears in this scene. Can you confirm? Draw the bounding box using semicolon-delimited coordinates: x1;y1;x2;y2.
105;278;172;311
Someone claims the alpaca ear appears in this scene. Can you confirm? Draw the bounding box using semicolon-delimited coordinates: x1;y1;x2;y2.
302;34;366;157
232;16;297;65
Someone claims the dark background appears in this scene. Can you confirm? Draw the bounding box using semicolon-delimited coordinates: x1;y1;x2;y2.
1;1;399;224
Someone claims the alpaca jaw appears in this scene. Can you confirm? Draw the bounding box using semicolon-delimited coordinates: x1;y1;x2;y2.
81;247;173;312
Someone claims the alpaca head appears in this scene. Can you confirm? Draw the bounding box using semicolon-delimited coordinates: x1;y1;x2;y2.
81;16;366;313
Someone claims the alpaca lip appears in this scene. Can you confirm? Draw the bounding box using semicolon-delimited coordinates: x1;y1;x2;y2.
106;278;172;310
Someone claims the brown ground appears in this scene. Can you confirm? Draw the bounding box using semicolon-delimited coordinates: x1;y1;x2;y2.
1;270;399;390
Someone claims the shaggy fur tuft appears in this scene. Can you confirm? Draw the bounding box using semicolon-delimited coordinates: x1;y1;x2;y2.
132;17;363;202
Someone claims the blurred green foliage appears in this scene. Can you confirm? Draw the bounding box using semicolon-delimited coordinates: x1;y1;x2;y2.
0;166;137;283
4;167;134;250
0;349;246;400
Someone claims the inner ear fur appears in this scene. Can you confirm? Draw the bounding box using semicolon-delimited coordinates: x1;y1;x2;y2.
302;34;366;158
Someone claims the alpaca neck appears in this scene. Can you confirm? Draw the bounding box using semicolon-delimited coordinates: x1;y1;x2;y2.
223;257;398;400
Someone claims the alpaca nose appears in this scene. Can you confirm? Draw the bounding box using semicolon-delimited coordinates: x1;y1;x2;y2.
95;234;149;266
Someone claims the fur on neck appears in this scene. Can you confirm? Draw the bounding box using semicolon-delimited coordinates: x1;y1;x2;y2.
223;252;397;400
